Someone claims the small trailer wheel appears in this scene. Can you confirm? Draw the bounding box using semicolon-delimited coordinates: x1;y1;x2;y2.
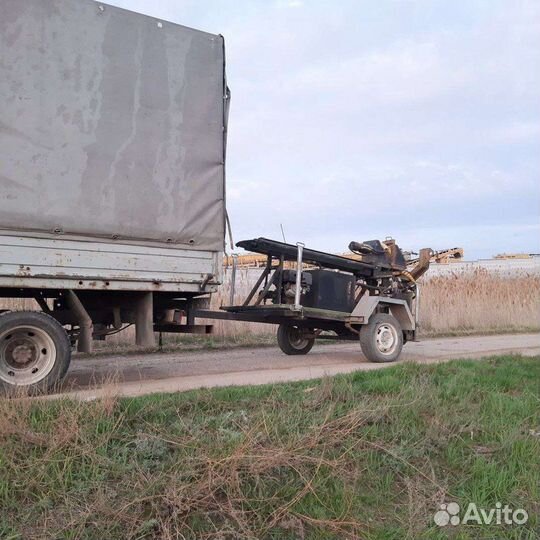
0;311;71;394
277;324;315;355
360;313;403;363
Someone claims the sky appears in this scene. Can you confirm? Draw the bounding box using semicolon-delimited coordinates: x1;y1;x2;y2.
107;0;540;259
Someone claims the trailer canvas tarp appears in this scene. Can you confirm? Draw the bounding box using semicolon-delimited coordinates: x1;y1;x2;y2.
0;0;227;251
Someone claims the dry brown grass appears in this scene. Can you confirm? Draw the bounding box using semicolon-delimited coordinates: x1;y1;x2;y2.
419;268;540;336
0;382;373;538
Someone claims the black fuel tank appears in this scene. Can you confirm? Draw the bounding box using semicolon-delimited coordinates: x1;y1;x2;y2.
302;270;356;313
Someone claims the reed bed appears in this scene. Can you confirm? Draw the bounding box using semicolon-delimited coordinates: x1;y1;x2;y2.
419;268;540;335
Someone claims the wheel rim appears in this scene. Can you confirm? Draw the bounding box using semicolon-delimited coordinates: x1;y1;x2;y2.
375;323;398;355
288;327;310;350
0;325;57;386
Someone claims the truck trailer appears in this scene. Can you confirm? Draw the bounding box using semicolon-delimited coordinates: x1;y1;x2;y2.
0;0;229;392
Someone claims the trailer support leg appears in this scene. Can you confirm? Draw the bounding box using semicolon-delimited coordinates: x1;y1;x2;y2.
294;242;305;311
135;292;155;347
67;290;93;353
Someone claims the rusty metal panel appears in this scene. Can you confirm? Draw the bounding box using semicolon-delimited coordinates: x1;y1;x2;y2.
0;235;222;292
0;0;226;251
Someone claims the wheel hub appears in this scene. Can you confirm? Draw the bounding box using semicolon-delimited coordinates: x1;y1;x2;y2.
376;323;397;354
9;342;37;366
0;325;56;385
289;327;309;349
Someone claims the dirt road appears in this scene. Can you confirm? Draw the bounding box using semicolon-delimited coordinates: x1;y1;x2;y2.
52;333;540;400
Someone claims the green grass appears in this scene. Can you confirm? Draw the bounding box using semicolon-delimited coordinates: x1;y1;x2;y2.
1;355;539;539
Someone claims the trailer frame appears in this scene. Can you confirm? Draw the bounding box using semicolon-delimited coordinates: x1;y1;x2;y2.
196;238;428;359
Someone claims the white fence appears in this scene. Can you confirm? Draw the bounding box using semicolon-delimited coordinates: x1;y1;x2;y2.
426;258;540;277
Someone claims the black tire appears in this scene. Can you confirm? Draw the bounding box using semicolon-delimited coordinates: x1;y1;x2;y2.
277;324;315;355
360;313;403;363
0;311;71;394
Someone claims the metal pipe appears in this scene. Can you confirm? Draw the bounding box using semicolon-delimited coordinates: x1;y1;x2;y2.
229;254;238;305
414;283;420;328
294;242;304;311
66;290;93;353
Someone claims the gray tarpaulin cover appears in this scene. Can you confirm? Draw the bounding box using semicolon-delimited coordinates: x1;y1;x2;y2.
0;0;227;251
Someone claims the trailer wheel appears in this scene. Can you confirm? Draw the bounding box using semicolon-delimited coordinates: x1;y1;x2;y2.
360;313;403;363
277;324;315;355
0;311;71;394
